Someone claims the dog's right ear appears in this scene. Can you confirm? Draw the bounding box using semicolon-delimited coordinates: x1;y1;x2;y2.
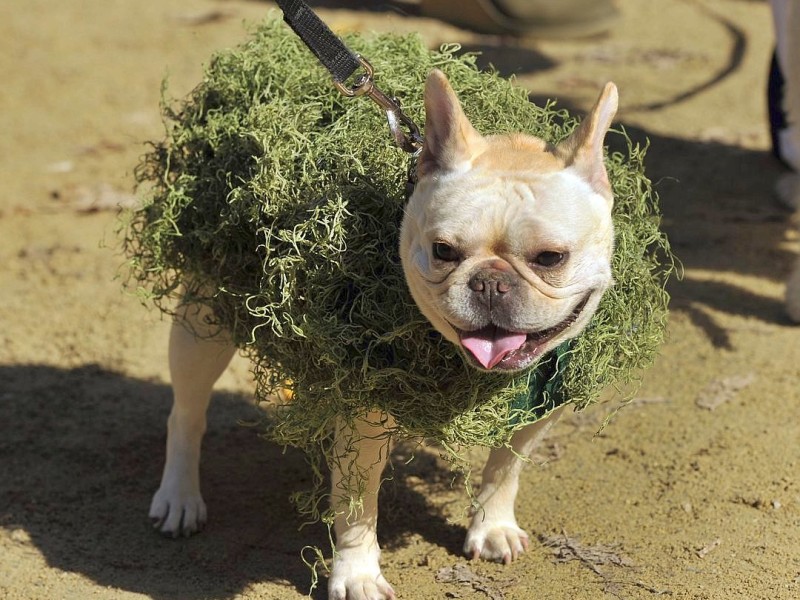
418;70;486;178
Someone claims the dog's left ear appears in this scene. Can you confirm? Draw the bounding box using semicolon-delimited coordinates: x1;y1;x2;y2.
555;82;619;203
418;70;486;178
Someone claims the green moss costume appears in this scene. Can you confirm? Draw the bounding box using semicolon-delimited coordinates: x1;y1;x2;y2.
123;18;671;489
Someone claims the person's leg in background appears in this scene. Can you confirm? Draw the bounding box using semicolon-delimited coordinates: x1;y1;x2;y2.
769;0;800;173
768;0;800;321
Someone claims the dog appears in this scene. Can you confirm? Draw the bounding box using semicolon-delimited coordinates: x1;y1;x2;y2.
148;70;618;600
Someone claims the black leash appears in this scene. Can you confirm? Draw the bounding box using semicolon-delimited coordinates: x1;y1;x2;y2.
274;0;424;157
274;0;361;85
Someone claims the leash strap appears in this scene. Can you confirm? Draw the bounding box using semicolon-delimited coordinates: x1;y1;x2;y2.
274;0;361;84
274;0;423;157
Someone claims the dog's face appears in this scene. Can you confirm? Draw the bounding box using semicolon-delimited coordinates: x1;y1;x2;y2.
400;71;619;371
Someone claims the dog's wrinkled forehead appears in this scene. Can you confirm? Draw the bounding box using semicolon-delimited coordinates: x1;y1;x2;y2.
417;157;612;251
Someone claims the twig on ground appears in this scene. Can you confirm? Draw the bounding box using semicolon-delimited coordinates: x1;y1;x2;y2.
539;529;634;575
540;530;672;598
436;562;514;600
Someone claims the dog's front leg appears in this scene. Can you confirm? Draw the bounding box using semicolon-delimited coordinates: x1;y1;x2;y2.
328;411;395;600
464;407;564;564
150;301;236;537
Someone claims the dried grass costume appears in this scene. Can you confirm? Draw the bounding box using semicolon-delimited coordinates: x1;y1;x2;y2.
123;18;672;512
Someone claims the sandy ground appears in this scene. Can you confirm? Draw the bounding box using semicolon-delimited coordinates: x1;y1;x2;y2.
1;0;799;598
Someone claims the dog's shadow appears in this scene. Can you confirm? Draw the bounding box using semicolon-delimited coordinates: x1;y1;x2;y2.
0;364;463;599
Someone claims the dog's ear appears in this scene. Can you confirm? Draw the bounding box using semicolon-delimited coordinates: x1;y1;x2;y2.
418;70;485;178
555;82;618;203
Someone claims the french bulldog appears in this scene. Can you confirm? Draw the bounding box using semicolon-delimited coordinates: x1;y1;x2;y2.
149;70;618;600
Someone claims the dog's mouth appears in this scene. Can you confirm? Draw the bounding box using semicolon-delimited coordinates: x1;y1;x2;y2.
457;294;591;371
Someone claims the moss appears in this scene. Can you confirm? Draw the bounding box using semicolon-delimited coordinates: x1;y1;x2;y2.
123;17;672;502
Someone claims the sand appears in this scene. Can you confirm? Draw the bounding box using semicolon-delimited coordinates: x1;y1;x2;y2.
1;1;798;599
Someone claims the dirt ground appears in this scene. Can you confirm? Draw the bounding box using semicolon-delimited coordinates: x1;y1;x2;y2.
1;0;799;598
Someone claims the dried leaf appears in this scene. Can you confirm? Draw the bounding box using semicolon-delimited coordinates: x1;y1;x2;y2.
695;374;754;411
54;183;138;213
696;538;721;558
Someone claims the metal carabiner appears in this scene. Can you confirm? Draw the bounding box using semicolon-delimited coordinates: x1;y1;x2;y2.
334;56;424;155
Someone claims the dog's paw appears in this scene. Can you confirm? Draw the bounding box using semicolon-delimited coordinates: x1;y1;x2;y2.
149;483;206;537
463;518;530;565
328;548;395;600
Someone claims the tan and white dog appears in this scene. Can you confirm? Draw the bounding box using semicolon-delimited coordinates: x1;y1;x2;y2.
149;71;618;600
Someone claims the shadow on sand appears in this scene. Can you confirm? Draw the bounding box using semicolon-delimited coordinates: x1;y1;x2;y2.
0;364;463;599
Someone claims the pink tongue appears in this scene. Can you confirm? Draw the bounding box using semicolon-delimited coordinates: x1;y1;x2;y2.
460;326;527;369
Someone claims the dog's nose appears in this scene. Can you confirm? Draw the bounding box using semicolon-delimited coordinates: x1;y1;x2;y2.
468;269;515;304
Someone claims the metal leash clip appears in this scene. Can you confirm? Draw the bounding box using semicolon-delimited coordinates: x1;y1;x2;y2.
334;56;424;155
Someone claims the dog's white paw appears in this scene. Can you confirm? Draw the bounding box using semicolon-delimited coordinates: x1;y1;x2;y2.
328;548;395;600
464;517;530;565
149;481;206;537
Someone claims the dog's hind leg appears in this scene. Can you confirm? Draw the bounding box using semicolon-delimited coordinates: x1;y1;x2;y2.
328;411;396;600
149;300;236;537
464;407;564;564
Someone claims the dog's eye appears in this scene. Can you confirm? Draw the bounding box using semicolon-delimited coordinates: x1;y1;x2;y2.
432;242;460;262
532;251;566;267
